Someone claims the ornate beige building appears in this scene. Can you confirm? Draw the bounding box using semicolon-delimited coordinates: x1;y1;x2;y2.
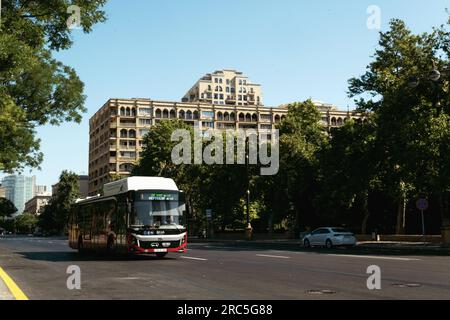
182;70;263;106
88;70;361;195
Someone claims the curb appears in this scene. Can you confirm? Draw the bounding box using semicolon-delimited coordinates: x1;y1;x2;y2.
189;239;450;254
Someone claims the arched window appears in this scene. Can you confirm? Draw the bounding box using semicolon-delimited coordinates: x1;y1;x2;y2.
252;114;258;122
163;109;169;119
119;163;134;173
219;86;223;92
331;117;337;126
170;110;176;119
274;115;281;124
155;109;162;118
239;113;245;122
215;86;219;92
120;107;125;116
120;129;128;138
179;110;185;119
131;108;137;117
193;111;199;120
129;129;136;139
217;112;223;121
126;108;131;116
245;113;252;122
186;110;192;120
337;118;343;126
230;112;235;121
224;112;230;121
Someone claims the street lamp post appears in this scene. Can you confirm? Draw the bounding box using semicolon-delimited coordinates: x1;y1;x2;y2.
245;142;253;240
408;60;443;113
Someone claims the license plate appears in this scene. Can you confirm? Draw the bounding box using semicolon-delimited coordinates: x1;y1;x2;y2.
154;249;167;253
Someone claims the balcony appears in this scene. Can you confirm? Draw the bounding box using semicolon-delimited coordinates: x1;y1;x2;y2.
119;122;137;128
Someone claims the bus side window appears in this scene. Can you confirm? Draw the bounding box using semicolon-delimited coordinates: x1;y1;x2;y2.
117;201;127;232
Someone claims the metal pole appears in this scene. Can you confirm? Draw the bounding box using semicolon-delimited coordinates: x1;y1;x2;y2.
421;210;426;244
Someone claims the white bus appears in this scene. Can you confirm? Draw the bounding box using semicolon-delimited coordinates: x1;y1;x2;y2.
68;177;187;258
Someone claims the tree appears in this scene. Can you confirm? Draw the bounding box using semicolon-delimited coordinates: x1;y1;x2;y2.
318;119;379;233
348;18;450;230
38;170;80;234
276;100;329;235
14;214;38;234
0;198;17;218
0;0;108;171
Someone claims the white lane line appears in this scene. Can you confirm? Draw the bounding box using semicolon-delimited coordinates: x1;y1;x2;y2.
256;254;291;259
180;256;208;261
326;254;421;261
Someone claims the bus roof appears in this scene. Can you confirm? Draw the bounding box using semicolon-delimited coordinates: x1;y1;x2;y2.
103;177;179;197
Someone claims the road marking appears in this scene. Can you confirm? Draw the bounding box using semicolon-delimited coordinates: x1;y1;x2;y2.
326;254;421;261
0;267;29;300
256;254;291;259
180;256;208;261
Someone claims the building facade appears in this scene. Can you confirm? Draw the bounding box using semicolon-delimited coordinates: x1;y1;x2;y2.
52;175;89;198
35;185;48;196
88;70;362;196
1;175;36;215
182;70;263;106
0;186;6;198
24;195;52;216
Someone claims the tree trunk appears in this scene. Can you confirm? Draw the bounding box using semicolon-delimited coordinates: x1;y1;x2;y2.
268;210;274;234
360;191;370;234
395;197;406;235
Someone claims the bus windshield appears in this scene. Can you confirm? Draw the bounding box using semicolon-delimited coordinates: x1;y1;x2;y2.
132;200;181;227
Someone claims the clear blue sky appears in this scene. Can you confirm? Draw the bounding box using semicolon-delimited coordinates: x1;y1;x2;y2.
3;0;449;189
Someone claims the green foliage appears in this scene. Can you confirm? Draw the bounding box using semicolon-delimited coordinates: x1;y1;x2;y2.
38;170;80;235
0;0;107;171
0;197;17;218
348;18;450;224
14;214;38;234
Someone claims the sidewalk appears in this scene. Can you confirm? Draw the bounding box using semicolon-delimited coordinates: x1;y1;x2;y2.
0;277;14;300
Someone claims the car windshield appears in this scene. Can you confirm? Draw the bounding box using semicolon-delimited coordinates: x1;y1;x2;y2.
132;200;181;227
332;228;351;233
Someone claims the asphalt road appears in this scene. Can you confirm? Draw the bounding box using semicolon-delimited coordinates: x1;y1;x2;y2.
0;236;449;300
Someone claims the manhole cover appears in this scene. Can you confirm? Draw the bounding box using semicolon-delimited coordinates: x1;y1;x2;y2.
392;283;422;288
306;289;337;295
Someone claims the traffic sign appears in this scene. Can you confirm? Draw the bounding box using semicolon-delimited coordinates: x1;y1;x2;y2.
416;199;429;211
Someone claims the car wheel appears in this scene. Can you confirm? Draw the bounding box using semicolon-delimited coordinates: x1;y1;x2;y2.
304;239;311;248
325;239;333;249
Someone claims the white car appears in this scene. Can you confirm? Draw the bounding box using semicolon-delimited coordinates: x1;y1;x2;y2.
302;227;357;249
